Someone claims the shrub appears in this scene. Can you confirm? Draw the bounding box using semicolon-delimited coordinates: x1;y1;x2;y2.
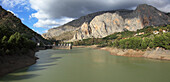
153;33;170;49
141;37;152;49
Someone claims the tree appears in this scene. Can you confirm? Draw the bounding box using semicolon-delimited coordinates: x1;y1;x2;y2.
1;36;8;44
146;28;153;33
153;33;170;49
1;36;8;50
128;37;142;49
141;37;152;49
8;34;16;49
112;39;119;47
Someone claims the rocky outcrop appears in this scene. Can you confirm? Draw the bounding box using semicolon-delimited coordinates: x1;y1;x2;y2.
43;4;170;41
144;47;170;60
100;46;170;60
72;12;143;41
100;47;144;57
42;25;76;40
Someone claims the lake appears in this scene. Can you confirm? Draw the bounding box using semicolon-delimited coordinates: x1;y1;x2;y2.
1;48;170;82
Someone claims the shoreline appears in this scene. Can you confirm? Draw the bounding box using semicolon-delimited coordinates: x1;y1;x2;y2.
1;45;169;77
73;45;170;60
0;47;45;77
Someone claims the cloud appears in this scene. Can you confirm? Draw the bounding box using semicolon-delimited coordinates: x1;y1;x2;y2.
7;10;19;17
44;30;48;33
29;0;170;28
1;0;28;8
32;28;41;34
33;17;74;28
30;0;170;18
21;18;24;21
24;6;30;11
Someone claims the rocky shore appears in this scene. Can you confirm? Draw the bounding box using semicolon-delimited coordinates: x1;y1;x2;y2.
0;47;45;77
74;45;170;60
143;48;170;60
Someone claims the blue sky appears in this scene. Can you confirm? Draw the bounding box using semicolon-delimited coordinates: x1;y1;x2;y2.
0;0;75;34
0;0;170;34
0;0;51;34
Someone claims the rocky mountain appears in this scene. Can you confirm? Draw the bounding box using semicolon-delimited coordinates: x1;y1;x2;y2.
43;4;170;41
0;6;48;45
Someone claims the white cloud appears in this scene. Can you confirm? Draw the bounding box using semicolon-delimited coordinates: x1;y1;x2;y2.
2;0;28;8
1;0;31;11
32;28;41;34
7;10;19;17
36;30;41;34
29;0;170;28
44;30;48;33
31;11;50;19
158;5;170;12
33;17;74;28
29;15;32;20
24;6;30;11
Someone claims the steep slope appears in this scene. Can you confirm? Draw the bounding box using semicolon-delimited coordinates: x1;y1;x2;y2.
42;10;121;40
43;4;170;41
0;6;48;44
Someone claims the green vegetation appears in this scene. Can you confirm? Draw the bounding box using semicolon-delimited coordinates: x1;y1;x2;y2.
0;26;36;56
112;32;170;50
73;25;170;50
73;38;107;46
0;7;50;47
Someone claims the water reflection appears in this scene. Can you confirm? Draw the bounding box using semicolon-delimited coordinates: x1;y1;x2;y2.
1;74;39;81
0;49;63;81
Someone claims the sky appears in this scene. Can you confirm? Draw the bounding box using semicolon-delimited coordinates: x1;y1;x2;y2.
0;0;170;34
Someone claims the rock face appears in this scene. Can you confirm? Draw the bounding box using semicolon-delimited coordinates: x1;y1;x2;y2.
43;4;170;41
42;10;117;40
73;12;143;40
143;47;170;60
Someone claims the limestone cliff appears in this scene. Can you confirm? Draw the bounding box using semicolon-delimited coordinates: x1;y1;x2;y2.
43;4;170;41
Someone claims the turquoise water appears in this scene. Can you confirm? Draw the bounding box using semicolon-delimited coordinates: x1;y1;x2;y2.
1;48;170;82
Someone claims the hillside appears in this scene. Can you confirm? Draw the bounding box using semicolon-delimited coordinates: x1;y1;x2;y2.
0;6;48;45
43;4;170;41
0;6;49;76
72;25;170;50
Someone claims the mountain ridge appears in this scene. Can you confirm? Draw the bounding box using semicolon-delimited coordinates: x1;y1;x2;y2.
43;4;170;41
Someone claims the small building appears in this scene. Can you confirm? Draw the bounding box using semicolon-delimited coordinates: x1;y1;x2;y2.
134;32;144;36
139;32;144;35
163;30;167;33
153;31;159;34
